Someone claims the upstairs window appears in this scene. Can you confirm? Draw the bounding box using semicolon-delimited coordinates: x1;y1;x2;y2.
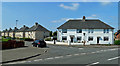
88;37;93;41
104;29;109;33
88;29;94;33
77;29;82;33
77;36;82;41
62;29;67;33
104;37;109;41
62;36;67;40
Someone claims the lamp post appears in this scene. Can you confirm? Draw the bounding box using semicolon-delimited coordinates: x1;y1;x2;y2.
16;20;18;28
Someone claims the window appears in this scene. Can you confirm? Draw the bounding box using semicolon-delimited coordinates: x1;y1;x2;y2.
88;29;94;33
77;29;82;33
104;29;109;33
88;37;93;41
62;29;67;33
62;36;67;40
77;37;82;41
104;37;109;41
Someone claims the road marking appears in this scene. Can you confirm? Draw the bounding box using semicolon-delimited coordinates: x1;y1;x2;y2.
74;54;79;56
80;53;86;55
34;59;43;61
108;56;120;61
86;62;99;66
91;52;96;54
27;61;32;62
46;57;54;60
78;48;83;49
54;56;63;59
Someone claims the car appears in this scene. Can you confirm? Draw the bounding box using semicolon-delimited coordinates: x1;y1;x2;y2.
32;40;47;48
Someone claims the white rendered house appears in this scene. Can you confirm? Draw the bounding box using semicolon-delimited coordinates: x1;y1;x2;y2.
57;16;114;45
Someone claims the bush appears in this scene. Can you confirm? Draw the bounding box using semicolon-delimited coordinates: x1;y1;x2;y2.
114;40;120;45
45;37;52;41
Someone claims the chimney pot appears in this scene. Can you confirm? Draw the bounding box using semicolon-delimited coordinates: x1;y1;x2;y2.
83;16;86;21
35;22;38;26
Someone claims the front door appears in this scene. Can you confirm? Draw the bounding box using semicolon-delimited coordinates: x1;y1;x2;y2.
97;37;100;44
71;37;73;42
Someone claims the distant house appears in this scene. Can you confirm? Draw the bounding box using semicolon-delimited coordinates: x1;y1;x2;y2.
6;28;12;37
114;30;120;40
25;22;50;40
15;25;29;38
1;29;8;37
9;27;18;38
57;16;114;45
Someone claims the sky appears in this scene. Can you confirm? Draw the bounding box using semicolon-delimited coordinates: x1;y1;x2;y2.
2;2;118;32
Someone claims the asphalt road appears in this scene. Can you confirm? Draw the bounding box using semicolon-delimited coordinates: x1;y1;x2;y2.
5;42;120;65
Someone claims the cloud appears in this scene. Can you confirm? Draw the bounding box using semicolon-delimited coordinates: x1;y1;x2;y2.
101;2;111;5
87;14;98;19
59;3;79;10
51;18;68;23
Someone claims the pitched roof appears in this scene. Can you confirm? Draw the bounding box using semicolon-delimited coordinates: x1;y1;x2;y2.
11;27;18;32
27;23;50;32
57;18;114;29
6;28;12;32
17;25;29;32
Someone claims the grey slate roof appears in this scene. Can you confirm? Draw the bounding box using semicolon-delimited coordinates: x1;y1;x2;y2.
27;23;50;32
17;25;29;32
6;28;12;32
57;19;114;29
11;27;18;32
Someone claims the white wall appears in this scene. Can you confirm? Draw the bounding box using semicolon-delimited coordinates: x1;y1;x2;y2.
57;29;114;44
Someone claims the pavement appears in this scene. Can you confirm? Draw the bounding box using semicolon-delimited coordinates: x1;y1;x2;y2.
1;41;48;64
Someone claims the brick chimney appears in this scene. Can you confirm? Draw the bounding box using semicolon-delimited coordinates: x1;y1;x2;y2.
35;22;38;26
83;16;86;21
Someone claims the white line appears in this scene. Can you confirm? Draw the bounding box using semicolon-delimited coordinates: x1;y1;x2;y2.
81;53;86;55
74;54;79;56
34;59;43;61
91;52;96;53
54;56;63;59
46;57;54;60
78;48;83;49
108;56;120;61
86;62;99;66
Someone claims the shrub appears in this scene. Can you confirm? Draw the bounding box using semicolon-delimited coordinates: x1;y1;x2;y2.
114;40;120;45
45;37;52;41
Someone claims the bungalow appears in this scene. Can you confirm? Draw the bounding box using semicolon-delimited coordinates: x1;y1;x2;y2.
57;16;114;45
1;29;7;37
25;22;50;40
15;25;29;38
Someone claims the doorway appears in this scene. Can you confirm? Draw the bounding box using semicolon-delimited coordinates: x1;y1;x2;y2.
71;37;73;42
97;37;100;44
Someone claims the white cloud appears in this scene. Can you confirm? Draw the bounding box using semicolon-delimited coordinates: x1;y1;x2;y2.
51;18;68;23
87;14;98;19
59;3;79;10
101;2;111;5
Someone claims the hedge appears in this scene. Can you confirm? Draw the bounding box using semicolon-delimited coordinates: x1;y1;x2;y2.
114;40;120;45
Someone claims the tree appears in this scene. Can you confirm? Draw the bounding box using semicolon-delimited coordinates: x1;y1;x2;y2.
53;31;57;36
49;31;52;37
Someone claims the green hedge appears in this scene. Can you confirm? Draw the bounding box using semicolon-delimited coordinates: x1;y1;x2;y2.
114;40;120;45
45;38;52;41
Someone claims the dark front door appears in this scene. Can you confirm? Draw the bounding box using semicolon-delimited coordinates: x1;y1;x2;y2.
71;37;73;42
97;37;100;44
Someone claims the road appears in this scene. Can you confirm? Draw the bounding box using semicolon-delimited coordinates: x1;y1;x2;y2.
4;43;120;66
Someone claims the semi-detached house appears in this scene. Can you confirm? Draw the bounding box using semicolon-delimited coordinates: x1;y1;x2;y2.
57;16;114;45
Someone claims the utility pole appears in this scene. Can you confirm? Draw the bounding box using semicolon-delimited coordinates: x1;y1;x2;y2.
16;20;18;28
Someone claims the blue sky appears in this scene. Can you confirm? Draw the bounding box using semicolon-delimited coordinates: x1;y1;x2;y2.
2;2;118;32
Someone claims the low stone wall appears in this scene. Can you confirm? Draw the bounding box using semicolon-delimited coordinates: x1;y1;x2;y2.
45;41;90;45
